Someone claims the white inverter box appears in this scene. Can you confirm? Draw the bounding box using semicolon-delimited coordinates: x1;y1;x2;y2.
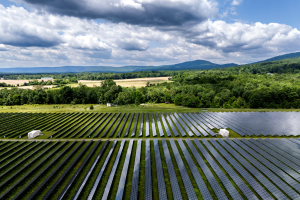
219;129;229;137
28;130;43;139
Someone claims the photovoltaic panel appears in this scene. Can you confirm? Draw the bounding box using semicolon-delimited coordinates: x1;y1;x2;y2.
193;139;243;200
202;139;258;200
115;140;134;200
131;113;139;137
130;139;142;200
218;139;286;199
251;139;300;173
116;113;130;137
189;113;216;136
58;140;102;200
169;113;186;137
154;139;168;200
101;140;125;200
151;113;157;137
177;113;201;137
155;112;164;137
145;113;150;137
173;112;193;136
101;113;121;137
182;112;205;136
185;139;228;200
169;139;198;200
209;139;273;200
177;139;212;200
160;112;172;137
139;113;144;137
240;139;300;192
124;113;134;137
109;113;126;137
94;113;116;137
145;139;152;200
165;112;179;137
161;139;182;200
225;139;294;199
88;140;118;199
258;139;300;167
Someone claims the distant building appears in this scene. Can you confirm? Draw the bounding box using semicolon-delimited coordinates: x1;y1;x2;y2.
41;77;53;80
107;103;112;107
267;72;273;75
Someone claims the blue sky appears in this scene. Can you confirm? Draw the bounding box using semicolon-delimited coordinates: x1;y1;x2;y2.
0;0;299;67
225;0;300;28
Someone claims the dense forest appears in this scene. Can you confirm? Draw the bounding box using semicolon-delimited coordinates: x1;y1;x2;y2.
1;57;300;108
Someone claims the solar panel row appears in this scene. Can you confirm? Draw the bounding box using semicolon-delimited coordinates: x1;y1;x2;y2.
165;112;179;137
160;112;172;137
88;140;118;199
155;112;165;137
138;113;144;137
3;138;300;199
145;113;150;137
173;112;193;136
151;113;157;137
144;139;152;200
130;139;142;200
161;139;182;200
102;140;126;200
169;112;186;137
131;113;139;137
193;139;243;200
116;140;134;200
153;139;168;200
124;113;134;137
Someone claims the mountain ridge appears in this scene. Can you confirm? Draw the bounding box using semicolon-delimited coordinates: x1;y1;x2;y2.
1;52;300;73
0;60;237;73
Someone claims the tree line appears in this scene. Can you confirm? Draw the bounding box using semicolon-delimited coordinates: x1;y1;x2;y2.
1;57;300;108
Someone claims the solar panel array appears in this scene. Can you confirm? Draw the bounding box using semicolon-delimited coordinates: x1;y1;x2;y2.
2;138;300;199
5;111;300;138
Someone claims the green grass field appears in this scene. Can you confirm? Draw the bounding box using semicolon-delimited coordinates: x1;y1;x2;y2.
2;103;300;113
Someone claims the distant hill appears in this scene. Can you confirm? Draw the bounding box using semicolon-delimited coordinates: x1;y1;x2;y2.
0;60;238;73
257;52;300;63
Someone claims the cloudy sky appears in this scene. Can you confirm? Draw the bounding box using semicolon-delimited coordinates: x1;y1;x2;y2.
0;0;299;68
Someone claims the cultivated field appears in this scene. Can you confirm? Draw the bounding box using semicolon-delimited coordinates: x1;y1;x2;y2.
0;77;171;89
76;77;172;88
0;138;300;199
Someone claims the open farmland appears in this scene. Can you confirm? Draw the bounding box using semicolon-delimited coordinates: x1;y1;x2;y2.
1;138;300;199
76;77;172;88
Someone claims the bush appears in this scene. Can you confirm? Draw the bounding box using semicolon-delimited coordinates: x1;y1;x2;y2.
90;105;94;110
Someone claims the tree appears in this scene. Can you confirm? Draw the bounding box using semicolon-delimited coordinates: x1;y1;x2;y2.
90;105;94;110
135;97;140;105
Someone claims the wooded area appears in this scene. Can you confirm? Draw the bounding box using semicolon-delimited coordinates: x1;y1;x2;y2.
1;57;300;108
